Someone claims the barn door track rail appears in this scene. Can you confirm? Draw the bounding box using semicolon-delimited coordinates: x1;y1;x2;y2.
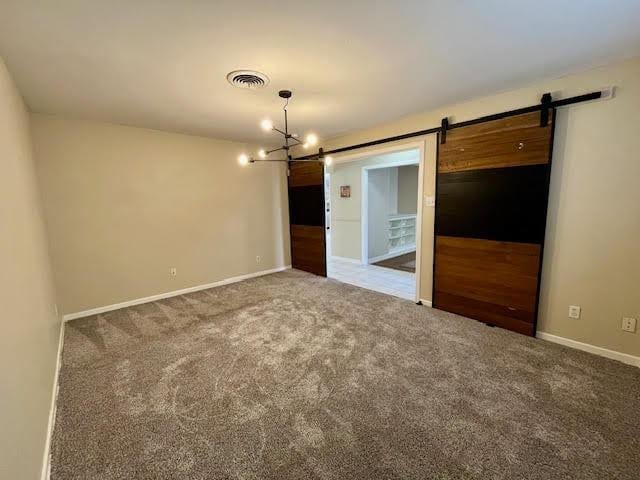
293;89;607;160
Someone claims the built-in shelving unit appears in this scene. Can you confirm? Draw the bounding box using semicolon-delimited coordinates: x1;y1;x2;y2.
388;214;416;254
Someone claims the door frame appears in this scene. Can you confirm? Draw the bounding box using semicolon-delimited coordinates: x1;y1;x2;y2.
361;157;420;265
327;140;426;303
324;170;331;259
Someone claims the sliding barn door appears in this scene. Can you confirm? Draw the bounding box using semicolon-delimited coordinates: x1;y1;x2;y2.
433;110;555;336
288;161;327;276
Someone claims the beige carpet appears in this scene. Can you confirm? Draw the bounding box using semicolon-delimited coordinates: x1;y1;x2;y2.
52;270;639;479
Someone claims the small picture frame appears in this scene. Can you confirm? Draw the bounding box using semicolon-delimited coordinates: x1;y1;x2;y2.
340;185;351;198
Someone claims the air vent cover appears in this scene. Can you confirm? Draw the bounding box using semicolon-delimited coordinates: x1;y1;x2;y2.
226;70;269;89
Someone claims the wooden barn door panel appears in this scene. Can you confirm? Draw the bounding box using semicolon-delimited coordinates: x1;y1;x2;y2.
434;236;541;336
439;111;553;173
288;161;326;276
434;109;555;336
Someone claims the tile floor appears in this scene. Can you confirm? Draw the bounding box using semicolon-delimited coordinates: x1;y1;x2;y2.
327;256;416;301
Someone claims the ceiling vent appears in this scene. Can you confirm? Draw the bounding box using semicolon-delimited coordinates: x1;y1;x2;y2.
226;70;269;90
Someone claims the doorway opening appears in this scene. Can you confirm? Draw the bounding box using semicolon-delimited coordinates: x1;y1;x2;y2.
324;145;423;301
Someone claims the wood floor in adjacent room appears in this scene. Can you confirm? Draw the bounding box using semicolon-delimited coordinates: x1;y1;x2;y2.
373;251;416;273
51;270;640;479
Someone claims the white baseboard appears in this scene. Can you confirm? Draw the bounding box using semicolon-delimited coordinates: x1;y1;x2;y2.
329;256;361;265
536;331;640;368
419;299;433;307
368;247;416;265
63;265;291;322
41;320;65;480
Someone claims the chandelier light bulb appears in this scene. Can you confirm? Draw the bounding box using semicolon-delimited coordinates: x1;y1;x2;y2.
305;133;318;146
260;119;273;131
236;91;323;167
324;156;333;166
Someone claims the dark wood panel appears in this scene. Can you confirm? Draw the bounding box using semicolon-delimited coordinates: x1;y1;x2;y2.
434;292;535;336
290;225;326;276
289;185;324;226
439;110;553;173
435;164;550;243
288;161;324;187
288;160;326;277
434;236;540;335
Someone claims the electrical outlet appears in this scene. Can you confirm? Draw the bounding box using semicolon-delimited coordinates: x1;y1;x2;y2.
622;317;637;333
170;267;177;276
568;305;581;319
255;255;261;264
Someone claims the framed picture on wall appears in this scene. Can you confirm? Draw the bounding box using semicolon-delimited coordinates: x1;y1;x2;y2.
340;185;351;198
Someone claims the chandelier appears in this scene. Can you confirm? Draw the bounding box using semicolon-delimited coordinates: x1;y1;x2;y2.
238;90;332;166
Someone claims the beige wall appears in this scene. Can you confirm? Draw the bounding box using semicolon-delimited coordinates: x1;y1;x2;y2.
322;57;640;358
32;114;290;314
0;58;60;479
367;167;395;260
329;157;367;260
397;165;419;214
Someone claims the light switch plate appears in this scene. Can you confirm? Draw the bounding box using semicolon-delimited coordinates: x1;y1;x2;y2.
425;196;435;207
622;317;637;333
568;305;581;319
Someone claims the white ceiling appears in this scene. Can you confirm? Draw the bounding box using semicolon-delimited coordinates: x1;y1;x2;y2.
1;1;639;144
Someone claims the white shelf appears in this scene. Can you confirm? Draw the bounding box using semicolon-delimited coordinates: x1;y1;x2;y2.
387;214;416;253
388;214;417;221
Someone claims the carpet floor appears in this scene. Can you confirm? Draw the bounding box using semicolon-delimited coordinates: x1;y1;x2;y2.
52;270;640;479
